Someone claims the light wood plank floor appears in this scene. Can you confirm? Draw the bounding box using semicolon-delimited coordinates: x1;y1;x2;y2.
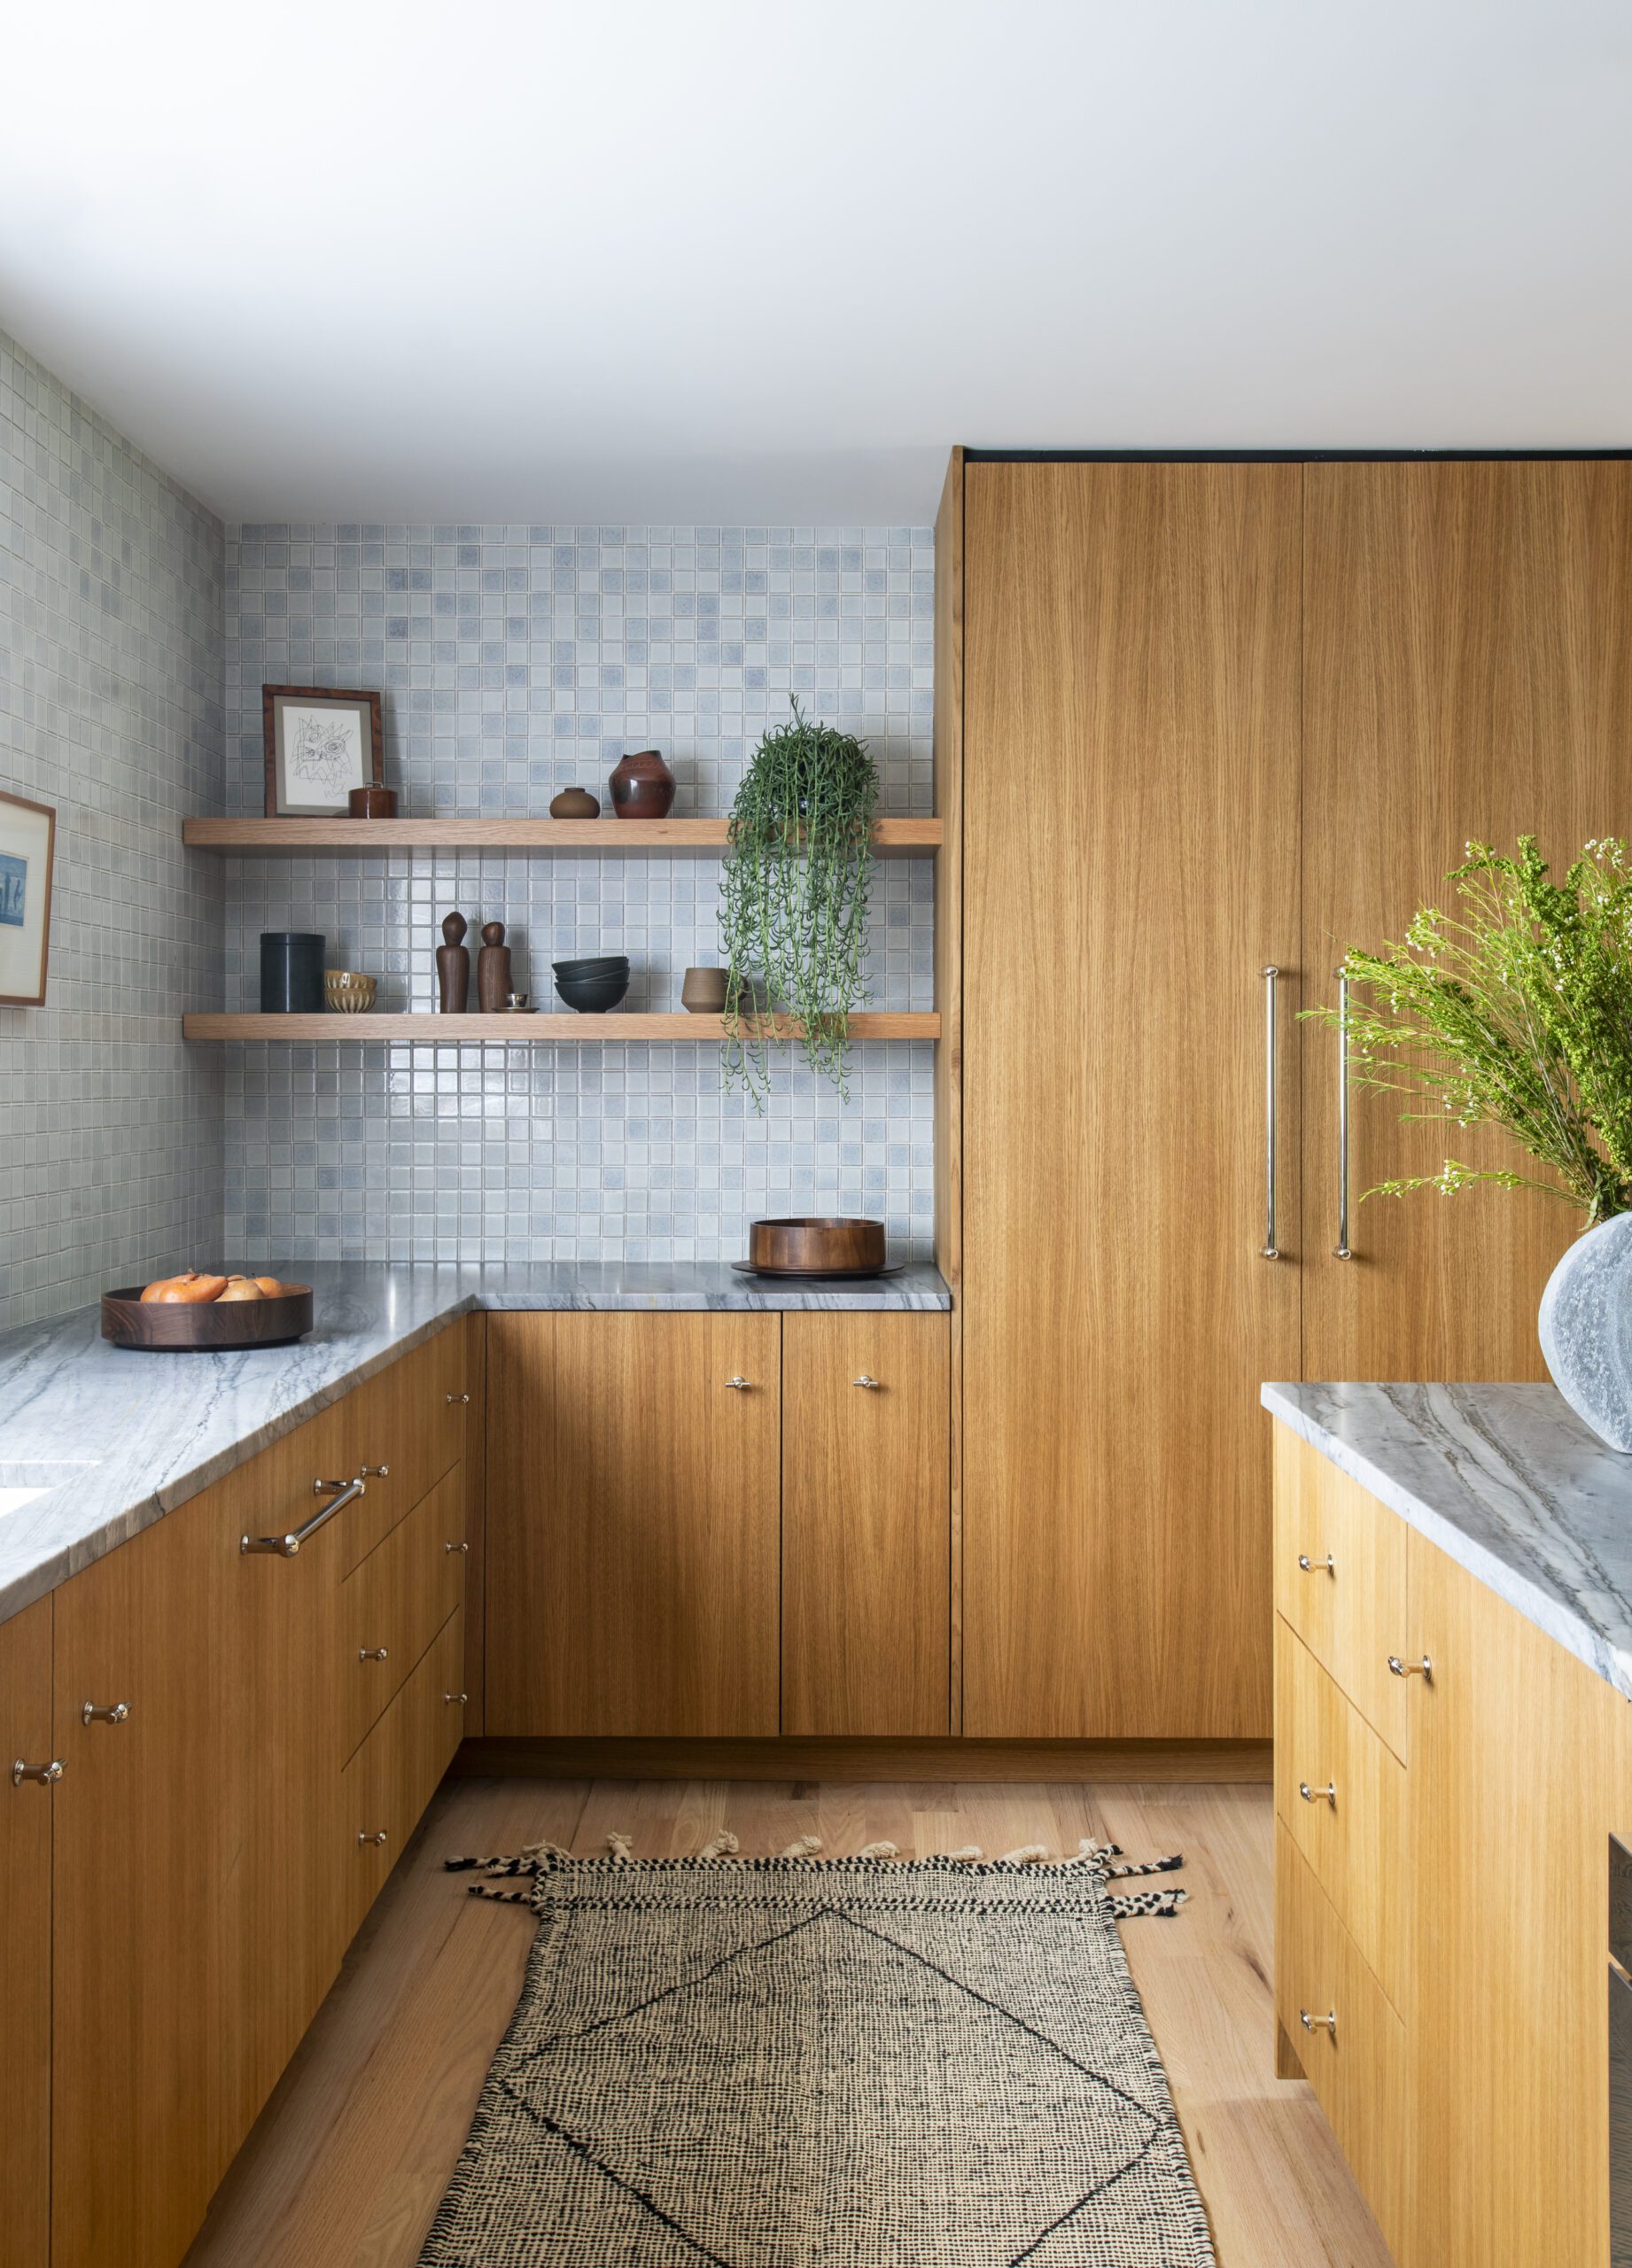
184;1777;1394;2268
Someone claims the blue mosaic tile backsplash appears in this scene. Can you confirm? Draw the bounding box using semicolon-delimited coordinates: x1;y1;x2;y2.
221;525;937;1264
0;329;225;1332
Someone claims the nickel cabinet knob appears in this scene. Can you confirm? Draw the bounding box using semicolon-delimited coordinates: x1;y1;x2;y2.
81;1700;130;1727
1297;1553;1334;1575
1298;1779;1337;1808
1387;1652;1433;1682
1300;2008;1338;2039
446;1392;470;1405
358;1829;388;1847
359;1463;391;1479
445;1540;470;1554
852;1373;882;1390
725;1376;752;1391
358;1646;389;1663
444;1690;468;1706
12;1759;62;1788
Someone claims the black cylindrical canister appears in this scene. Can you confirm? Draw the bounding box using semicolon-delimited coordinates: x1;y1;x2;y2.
260;931;325;1013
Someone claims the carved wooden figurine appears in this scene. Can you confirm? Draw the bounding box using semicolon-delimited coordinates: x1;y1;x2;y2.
477;920;513;1013
437;912;470;1014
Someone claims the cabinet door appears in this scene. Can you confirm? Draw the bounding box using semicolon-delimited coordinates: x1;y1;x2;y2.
486;1314;780;1735
1302;461;1632;1380
961;460;1302;1737
782;1312;950;1735
51;1497;224;2268
0;1596;51;2268
1406;1526;1620;2268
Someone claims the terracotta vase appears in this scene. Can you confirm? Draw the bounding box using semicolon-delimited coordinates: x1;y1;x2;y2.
608;749;675;819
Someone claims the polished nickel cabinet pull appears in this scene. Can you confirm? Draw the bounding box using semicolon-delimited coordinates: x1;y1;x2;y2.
242;1472;367;1557
1261;965;1280;1258
359;1463;391;1479
445;1539;470;1554
725;1376;752;1391
358;1829;388;1846
1387;1652;1434;1682
852;1374;882;1390
1297;1553;1335;1575
1333;967;1353;1259
1298;1779;1337;1808
446;1392;470;1405
12;1758;62;1788
358;1646;389;1663
81;1700;130;1727
1301;2008;1338;2039
444;1690;468;1706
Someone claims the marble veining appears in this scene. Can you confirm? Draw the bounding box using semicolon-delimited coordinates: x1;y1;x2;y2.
0;1261;950;1627
1263;1380;1632;1703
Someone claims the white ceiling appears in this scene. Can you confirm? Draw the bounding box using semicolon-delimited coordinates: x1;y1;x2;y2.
3;0;1629;525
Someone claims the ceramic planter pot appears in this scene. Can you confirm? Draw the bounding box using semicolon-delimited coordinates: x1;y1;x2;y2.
1537;1213;1632;1451
608;750;675;819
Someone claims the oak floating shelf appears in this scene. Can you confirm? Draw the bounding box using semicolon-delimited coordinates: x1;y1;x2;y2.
182;1013;940;1043
182;817;942;858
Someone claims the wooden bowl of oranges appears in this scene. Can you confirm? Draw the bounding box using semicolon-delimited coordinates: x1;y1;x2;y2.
101;1271;314;1351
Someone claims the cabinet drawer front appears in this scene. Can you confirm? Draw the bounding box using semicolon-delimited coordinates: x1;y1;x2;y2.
342;1608;465;1936
1276;1824;1411;2258
1273;1425;1408;1757
343;1464;465;1759
1275;1617;1408;2013
340;1322;470;1573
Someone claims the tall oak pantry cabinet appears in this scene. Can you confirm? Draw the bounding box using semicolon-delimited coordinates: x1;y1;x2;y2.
936;451;1632;1741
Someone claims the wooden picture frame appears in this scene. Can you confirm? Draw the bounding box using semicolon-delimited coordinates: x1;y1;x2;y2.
262;686;385;817
0;788;57;1007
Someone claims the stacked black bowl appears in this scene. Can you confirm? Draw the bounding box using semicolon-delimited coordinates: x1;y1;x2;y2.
552;953;630;1013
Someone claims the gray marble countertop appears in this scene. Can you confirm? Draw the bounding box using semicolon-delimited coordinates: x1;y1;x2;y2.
1263;1380;1632;1703
0;1261;951;1628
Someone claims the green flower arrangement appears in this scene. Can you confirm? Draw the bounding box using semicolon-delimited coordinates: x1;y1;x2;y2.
1314;835;1632;1223
719;700;878;1106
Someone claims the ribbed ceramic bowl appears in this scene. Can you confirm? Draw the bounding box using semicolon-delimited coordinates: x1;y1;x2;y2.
324;968;377;1013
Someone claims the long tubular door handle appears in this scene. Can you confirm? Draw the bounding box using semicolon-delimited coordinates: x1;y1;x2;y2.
242;1472;367;1557
1261;965;1280;1258
1333;967;1353;1259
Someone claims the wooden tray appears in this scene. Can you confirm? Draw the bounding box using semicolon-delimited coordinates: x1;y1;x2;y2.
101;1285;315;1351
730;1262;904;1282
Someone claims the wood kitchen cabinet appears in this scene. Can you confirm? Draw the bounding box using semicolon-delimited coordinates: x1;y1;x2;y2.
484;1312;781;1735
1273;1418;1630;2268
782;1311;951;1735
1;1596;52;2268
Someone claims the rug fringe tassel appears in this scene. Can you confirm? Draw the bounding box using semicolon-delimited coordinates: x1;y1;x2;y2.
778;1834;824;1858
697;1829;741;1861
607;1831;633;1863
998;1843;1049;1865
1108;1886;1189;1919
857;1839;900;1860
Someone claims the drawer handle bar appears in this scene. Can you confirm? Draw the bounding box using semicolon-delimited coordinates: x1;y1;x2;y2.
242;1472;367;1557
1297;1553;1334;1575
445;1540;470;1554
358;1646;390;1663
82;1700;130;1727
358;1829;388;1846
1261;964;1280;1258
725;1376;753;1391
1387;1652;1433;1682
447;1392;470;1405
444;1690;469;1705
1298;1779;1337;1808
853;1374;882;1389
12;1758;62;1788
1300;2008;1338;2039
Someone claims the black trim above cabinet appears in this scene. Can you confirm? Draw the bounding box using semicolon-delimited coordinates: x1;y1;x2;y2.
961;447;1632;464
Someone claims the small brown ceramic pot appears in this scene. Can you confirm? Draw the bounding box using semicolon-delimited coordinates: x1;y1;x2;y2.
680;967;728;1014
347;785;397;819
549;787;601;819
608;749;676;819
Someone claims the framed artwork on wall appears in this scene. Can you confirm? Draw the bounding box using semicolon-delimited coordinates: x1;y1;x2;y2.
0;789;57;1007
262;686;384;817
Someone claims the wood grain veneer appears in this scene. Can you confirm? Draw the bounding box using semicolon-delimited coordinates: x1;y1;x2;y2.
960;460;1301;1739
781;1312;952;1735
183;817;943;857
1301;459;1632;1382
0;1596;51;2268
934;448;967;1735
451;1736;1273;1782
484;1314;781;1736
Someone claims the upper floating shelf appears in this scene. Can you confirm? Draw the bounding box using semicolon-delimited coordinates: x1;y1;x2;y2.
183;1013;940;1043
182;817;943;858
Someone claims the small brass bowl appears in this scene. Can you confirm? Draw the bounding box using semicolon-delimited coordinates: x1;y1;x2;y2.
323;968;377;1014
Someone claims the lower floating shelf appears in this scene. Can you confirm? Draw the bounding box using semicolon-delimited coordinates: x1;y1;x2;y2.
182;1013;940;1043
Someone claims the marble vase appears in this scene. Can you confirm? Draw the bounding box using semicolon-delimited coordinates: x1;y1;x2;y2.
1537;1214;1632;1452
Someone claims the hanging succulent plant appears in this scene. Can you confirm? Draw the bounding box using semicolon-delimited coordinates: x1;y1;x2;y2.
719;699;878;1105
